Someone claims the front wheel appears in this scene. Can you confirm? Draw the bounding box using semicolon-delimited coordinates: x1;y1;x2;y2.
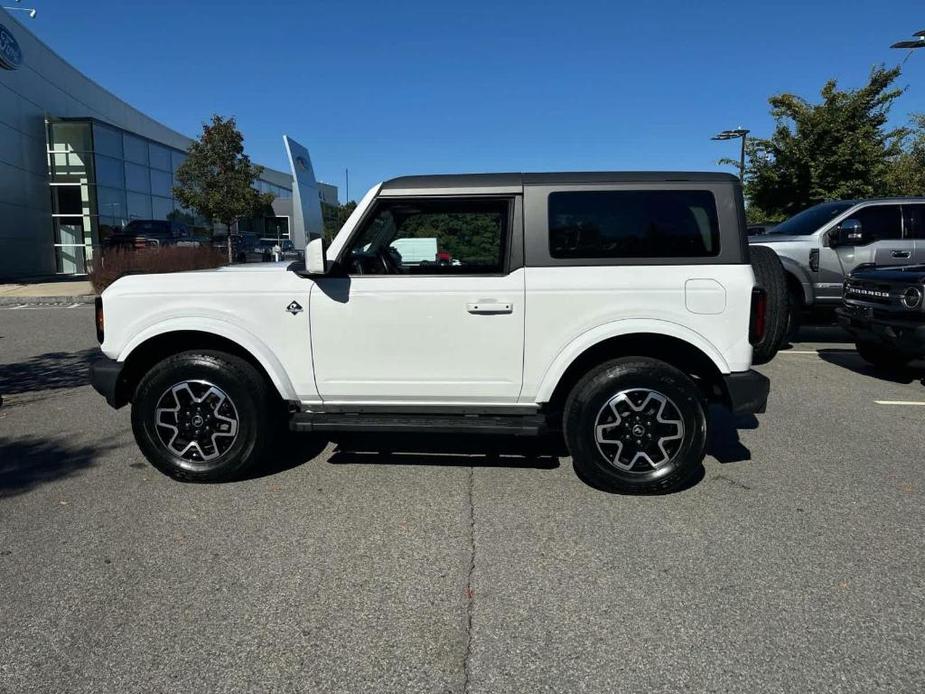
131;351;274;482
563;358;707;494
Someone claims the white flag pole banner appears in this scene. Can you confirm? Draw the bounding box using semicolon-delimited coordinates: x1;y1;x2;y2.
283;135;324;249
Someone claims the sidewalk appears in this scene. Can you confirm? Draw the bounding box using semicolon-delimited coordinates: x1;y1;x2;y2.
0;280;96;305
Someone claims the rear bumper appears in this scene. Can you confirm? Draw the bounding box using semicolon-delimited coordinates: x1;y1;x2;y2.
89;355;126;409
836;306;925;355
723;370;770;416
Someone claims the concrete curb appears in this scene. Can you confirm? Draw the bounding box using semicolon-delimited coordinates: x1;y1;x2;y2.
0;294;96;306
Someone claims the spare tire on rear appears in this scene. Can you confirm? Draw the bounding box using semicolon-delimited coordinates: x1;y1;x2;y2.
749;245;788;364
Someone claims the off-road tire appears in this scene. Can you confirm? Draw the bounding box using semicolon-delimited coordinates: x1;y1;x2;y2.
131;350;273;482
750;245;788;364
563;357;707;494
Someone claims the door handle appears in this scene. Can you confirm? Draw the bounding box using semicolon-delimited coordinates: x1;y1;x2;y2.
891;250;911;259
467;301;513;315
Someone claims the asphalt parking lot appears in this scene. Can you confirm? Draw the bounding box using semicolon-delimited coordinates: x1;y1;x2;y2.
1;305;923;693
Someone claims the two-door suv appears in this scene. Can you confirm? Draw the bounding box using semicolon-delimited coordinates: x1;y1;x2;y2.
90;172;771;494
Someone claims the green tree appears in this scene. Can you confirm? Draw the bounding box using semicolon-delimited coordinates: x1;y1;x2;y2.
322;200;357;243
741;66;908;222
173;115;275;262
886;114;925;196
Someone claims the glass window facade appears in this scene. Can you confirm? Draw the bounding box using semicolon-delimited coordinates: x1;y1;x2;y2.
45;118;294;274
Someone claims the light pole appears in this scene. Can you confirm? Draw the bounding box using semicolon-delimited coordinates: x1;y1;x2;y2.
2;4;37;18
3;1;36;17
891;31;925;61
712;128;750;180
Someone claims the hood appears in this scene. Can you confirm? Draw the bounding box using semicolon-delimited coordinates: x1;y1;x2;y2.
212;261;294;273
849;264;925;283
102;262;303;300
749;234;814;245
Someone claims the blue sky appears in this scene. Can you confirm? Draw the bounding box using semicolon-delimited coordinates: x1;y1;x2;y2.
15;0;925;200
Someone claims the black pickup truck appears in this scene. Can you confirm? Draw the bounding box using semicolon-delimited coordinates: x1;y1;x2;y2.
837;264;925;368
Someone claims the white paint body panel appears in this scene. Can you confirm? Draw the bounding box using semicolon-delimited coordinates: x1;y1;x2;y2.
522;265;755;403
309;270;525;403
101;265;317;402
100;184;755;410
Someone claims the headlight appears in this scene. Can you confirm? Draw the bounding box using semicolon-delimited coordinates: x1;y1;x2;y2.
901;286;923;310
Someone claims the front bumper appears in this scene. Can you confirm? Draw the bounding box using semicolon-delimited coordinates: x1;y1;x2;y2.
836;305;925;356
723;370;770;416
89;355;126;409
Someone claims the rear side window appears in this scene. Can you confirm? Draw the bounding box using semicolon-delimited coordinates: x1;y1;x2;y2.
548;190;720;259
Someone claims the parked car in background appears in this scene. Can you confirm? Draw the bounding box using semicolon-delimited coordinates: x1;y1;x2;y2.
747;222;776;236
837;263;925;369
211;232;258;263
104;220;199;250
255;238;302;262
750;198;925;330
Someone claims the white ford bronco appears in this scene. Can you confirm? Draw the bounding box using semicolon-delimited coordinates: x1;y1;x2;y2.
90;172;771;493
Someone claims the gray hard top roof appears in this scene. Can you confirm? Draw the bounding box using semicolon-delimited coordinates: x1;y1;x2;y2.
381;171;739;190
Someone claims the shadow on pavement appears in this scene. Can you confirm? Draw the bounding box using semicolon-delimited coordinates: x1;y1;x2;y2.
242;434;332;480
707;405;757;464
326;432;563;470
777;322;852;352
817;349;925;386
0;435;111;498
0;348;97;397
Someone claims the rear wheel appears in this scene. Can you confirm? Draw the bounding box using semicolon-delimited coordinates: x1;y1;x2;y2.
564;358;707;494
131;351;273;481
750;245;788;364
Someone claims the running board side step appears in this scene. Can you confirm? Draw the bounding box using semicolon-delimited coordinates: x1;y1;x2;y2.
290;412;547;436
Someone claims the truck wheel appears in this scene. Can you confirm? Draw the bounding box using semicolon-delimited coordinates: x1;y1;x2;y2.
131;351;273;482
856;341;909;371
563;358;707;494
750;245;788;364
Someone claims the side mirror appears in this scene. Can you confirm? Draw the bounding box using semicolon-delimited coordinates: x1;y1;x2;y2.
830;219;866;247
306;236;328;274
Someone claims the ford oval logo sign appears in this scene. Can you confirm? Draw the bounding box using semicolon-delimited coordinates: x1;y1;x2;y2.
0;24;23;71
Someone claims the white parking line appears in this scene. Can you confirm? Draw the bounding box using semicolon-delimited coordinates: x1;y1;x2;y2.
875;400;925;406
780;350;821;354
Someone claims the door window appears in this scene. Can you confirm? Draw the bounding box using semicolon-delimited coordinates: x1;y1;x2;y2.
343;198;510;274
850;205;901;241
902;204;925;239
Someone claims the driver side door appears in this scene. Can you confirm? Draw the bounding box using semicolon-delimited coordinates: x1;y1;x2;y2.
309;195;525;405
819;204;906;302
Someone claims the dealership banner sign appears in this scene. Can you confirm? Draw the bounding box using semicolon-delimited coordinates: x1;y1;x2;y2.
0;24;22;70
283;135;324;250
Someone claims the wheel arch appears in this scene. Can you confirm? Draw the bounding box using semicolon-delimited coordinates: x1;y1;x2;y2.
540;330;731;415
115;325;297;407
777;255;813;306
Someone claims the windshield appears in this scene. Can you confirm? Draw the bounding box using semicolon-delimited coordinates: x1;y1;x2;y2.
768;201;854;236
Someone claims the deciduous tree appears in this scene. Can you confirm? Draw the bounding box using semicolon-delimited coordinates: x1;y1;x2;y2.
173;115;275;262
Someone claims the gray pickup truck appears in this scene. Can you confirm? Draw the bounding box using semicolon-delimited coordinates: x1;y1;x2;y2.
750;198;925;329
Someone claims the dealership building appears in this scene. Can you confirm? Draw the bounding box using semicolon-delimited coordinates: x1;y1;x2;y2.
0;10;337;279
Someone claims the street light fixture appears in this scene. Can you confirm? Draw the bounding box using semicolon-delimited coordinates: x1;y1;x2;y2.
711;127;750;180
891;31;925;61
3;1;37;18
3;6;37;17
